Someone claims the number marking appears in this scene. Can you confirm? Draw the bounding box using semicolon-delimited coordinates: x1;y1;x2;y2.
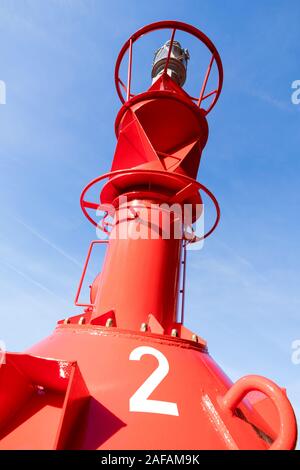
129;346;179;416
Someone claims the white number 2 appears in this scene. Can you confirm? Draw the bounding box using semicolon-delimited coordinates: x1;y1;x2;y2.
129;346;179;416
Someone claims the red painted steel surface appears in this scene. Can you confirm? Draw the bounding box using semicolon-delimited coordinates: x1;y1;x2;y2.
91;199;182;331
0;21;297;450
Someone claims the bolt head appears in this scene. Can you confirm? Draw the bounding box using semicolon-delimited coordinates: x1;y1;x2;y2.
106;318;113;328
140;323;148;332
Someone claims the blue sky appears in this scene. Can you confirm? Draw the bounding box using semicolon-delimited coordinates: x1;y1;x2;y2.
0;0;300;438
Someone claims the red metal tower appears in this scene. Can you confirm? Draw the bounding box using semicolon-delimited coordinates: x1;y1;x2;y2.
0;21;297;450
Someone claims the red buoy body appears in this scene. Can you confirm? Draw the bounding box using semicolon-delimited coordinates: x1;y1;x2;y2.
0;21;297;450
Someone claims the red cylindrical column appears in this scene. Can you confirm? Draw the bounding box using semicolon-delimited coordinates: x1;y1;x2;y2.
92;198;182;330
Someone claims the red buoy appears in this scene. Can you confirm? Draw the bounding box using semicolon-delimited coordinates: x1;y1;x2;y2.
0;21;297;450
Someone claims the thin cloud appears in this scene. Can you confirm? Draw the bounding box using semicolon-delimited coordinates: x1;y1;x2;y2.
250;89;291;112
2;259;65;303
12;216;82;267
